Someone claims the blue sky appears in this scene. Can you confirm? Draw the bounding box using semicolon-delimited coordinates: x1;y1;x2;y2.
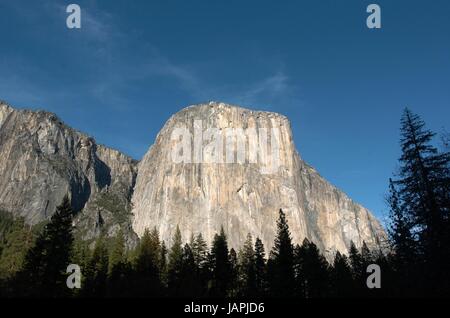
0;0;449;223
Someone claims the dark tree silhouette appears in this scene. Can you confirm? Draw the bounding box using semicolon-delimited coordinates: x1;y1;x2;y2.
190;233;209;296
167;225;183;296
228;248;239;297
13;196;74;297
82;235;109;297
391;109;450;295
181;243;203;296
209;227;231;297
388;179;416;266
268;209;295;297
109;229;125;274
254;237;267;297
107;230;132;297
159;240;168;286
238;233;256;296
294;239;330;298
330;252;353;298
0;215;34;281
348;241;365;296
132;228;163;297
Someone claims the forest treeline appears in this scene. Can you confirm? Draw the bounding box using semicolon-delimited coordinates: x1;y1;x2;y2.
0;108;448;298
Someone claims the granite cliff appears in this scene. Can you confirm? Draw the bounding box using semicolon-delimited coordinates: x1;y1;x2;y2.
131;102;386;255
0;101;137;244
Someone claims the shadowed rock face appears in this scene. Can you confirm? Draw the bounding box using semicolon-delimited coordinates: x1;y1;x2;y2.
132;102;387;256
0;101;138;244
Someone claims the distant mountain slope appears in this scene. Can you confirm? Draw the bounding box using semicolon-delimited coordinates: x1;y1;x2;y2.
0;102;137;244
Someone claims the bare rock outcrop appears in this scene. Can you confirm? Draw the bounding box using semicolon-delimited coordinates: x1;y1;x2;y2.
0;101;137;243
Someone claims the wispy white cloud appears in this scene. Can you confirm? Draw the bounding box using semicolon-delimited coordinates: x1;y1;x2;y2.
231;72;291;106
141;55;207;99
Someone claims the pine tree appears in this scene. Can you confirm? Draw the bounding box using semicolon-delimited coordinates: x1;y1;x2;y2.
387;178;416;268
191;233;209;296
0;216;34;280
349;242;362;273
107;229;132;297
179;243;200;296
391;109;450;294
108;259;132;298
295;238;330;298
167;225;184;296
17;196;74;297
239;233;256;296
109;229;125;274
191;233;208;269
83;235;109;297
72;237;90;271
348;241;364;295
330;252;353;298
0;210;14;246
228;248;239;297
397;109;449;260
149;227;162;265
268;209;295;297
71;236;91;297
361;242;373;265
209;227;230;297
441;129;450;151
293;244;305;297
160;240;168;286
133;228;163;296
254;237;267;297
372;252;395;297
0;210;17;265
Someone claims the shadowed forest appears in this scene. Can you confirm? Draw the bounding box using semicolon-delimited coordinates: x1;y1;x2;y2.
0;109;448;298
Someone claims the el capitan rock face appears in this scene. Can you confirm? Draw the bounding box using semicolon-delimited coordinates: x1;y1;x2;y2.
131;102;386;255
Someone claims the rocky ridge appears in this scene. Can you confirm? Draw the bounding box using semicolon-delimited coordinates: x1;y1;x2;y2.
0;101;138;244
